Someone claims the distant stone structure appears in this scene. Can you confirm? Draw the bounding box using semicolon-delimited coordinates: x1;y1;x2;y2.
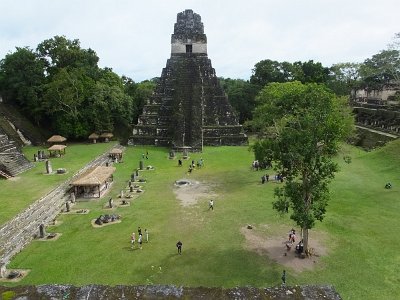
351;82;400;136
130;9;248;151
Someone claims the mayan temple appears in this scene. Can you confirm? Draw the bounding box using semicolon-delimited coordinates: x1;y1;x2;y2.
130;9;248;151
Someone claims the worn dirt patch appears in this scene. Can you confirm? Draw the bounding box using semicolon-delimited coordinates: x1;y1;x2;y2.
36;233;62;241
173;179;217;207
0;269;30;283
7;176;21;181
241;226;329;272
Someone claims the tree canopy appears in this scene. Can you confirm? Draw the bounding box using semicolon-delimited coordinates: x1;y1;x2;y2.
219;78;258;124
0;36;151;140
252;81;354;252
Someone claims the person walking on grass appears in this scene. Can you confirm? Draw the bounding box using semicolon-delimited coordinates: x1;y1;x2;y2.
145;229;149;242
131;232;136;249
176;241;182;254
209;199;214;210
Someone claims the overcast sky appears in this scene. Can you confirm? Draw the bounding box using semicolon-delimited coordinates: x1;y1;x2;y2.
0;0;398;82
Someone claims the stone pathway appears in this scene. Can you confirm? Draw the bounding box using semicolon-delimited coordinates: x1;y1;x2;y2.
356;125;399;138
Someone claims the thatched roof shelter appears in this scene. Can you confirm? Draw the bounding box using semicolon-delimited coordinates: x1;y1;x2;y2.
48;145;67;151
110;148;123;155
47;135;67;143
47;144;67;157
100;133;113;138
71;166;116;186
88;133;99;139
109;148;123;160
100;132;113;143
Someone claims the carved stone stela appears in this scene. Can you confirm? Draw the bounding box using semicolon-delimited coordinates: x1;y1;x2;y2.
130;9;248;150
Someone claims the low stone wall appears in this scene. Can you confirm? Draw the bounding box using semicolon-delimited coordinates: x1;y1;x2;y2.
0;284;342;299
352;126;398;149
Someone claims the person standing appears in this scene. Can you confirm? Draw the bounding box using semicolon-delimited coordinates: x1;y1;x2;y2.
209;199;214;210
138;234;143;249
131;232;136;249
145;229;149;242
176;241;182;254
138;226;142;236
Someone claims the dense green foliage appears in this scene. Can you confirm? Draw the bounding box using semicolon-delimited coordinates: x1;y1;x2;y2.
0;36;154;140
249;34;400;98
251;82;354;251
250;59;330;87
0;142;398;299
219;78;258;123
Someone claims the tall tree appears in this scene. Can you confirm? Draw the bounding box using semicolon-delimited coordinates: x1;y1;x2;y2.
42;67;92;137
0;47;46;123
359;49;400;86
328;62;361;96
252;81;354;253
250;59;294;87
37;36;99;78
294;60;331;84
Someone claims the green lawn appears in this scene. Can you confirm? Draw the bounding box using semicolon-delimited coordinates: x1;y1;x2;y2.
0;143;114;226
1;141;399;299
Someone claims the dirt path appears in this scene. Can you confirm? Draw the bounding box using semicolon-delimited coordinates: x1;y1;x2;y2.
173;179;217;207
241;225;329;272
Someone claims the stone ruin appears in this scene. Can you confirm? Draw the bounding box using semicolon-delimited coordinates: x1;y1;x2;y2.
130;9;248;151
94;214;121;226
0;130;33;179
351;82;400;136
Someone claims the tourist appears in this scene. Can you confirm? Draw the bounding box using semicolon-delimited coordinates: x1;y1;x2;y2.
289;229;296;244
176;241;182;254
138;233;143;249
138;226;142;236
178;159;182;167
296;240;304;254
266;174;269;182
145;229;149;242
261;175;266;184
209;199;214;210
131;232;136;249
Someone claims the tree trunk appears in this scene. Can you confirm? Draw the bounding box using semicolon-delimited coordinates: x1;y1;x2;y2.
302;227;309;254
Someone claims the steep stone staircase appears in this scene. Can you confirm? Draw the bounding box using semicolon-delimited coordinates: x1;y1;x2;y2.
0;133;34;178
0;102;46;146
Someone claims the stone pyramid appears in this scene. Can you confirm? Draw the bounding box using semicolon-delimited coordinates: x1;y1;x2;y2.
130;9;248;151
